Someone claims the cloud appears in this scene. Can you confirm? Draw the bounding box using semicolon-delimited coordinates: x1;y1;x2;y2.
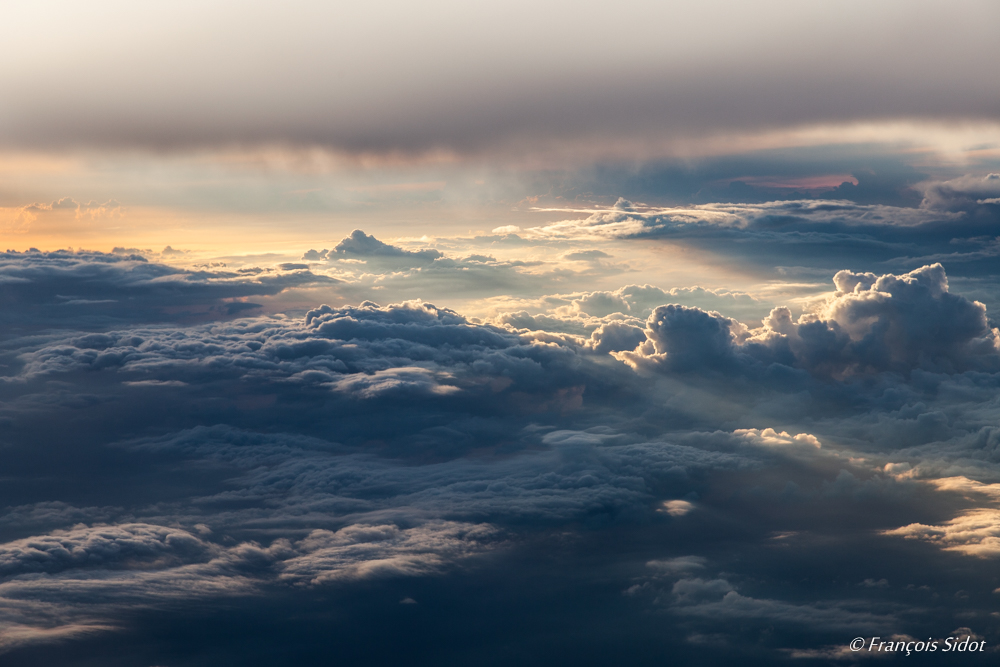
115;424;755;528
487;284;767;340
326;367;462;398
646;556;707;574
625;572;898;632
523;193;1000;281
306;230;443;265
2;199;124;236
884;508;1000;557
0;523;212;577
617;264;1000;376
8;299;620;427
659;500;695;517
561;250;612;262
278;522;498;585
920;174;1000;212
3;3;999;162
0;249;337;328
299;230;613;307
620;304;740;373
585;321;648;354
0;519;498;653
671;580;894;630
733;428;821;449
529;200;956;241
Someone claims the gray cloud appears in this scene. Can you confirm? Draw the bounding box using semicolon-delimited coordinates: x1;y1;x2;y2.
0;249;337;330
0;519;499;653
525;192;1000;290
2;3;998;157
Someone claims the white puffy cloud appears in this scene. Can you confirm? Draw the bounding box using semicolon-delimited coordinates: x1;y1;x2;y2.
616;264;1000;376
734;428;821;449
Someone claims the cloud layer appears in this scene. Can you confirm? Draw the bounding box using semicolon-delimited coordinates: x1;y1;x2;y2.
4;223;1000;664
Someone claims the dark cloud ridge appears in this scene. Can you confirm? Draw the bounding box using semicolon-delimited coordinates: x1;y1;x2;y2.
0;249;337;332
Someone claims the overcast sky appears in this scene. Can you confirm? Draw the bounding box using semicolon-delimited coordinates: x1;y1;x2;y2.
4;0;1000;158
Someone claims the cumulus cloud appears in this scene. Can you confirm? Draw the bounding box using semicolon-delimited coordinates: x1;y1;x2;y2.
305;230;443;265
617;264;1000;376
566;285;764;320
585;321;648;355
298;230;604;307
733;428;821;449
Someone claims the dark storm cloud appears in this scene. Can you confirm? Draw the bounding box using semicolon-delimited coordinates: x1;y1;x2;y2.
2;2;998;156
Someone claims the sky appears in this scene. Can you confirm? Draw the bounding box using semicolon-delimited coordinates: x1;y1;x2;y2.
3;1;1000;665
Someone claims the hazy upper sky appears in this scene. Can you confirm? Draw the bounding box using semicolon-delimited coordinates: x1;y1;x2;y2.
4;0;1000;158
4;0;1000;251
